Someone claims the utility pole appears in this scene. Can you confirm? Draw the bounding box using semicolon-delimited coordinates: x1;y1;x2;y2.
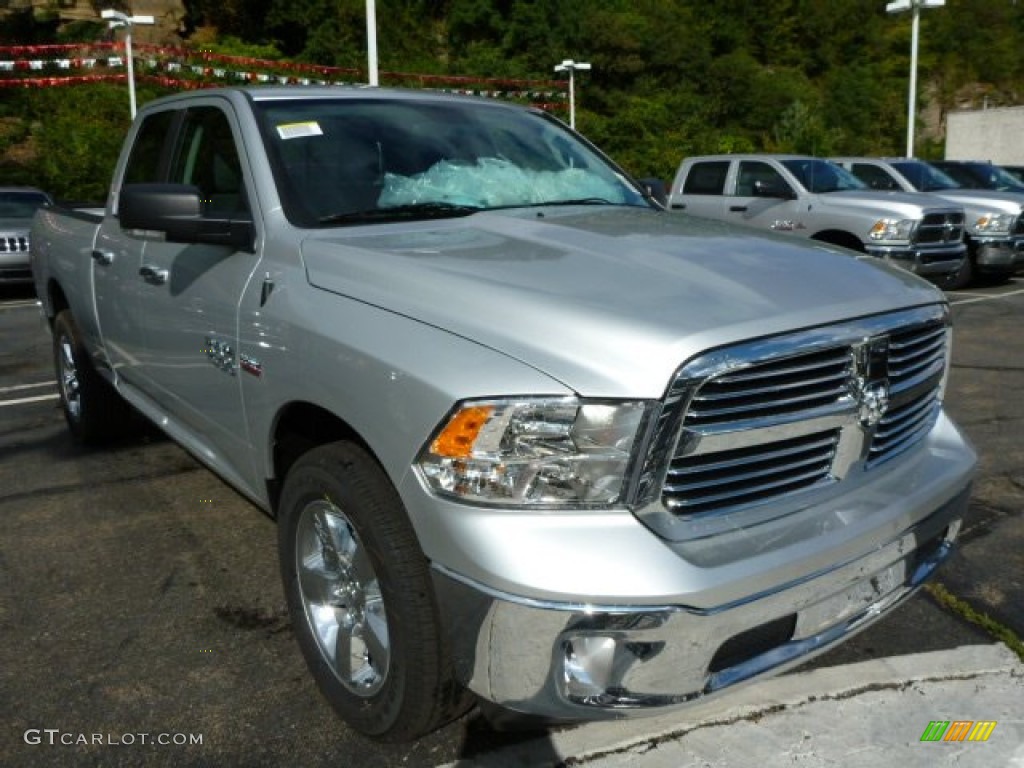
101;8;155;119
886;0;946;157
553;59;591;130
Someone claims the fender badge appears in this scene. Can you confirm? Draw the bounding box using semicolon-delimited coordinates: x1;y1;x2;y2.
239;353;263;377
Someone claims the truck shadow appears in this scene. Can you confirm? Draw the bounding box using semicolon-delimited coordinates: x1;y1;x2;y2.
453;711;570;767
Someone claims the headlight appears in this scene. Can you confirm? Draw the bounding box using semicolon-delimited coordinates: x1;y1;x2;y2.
868;218;917;242
971;212;1015;234
416;398;650;507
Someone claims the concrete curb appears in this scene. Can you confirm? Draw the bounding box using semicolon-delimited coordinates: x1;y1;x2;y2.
440;644;1023;767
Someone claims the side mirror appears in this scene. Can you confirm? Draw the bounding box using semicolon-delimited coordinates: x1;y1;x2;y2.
638;177;668;207
752;179;794;200
119;183;255;252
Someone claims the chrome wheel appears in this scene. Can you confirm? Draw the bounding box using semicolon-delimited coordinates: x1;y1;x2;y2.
57;335;82;423
295;498;389;696
51;310;133;444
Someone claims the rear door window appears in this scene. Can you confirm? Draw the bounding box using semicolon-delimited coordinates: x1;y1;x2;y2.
683;162;729;195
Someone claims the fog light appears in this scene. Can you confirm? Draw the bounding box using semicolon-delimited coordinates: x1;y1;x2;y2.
564;636;618;700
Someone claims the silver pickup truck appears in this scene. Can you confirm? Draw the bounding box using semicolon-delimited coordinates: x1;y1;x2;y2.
667;154;967;280
832;157;1024;289
0;186;53;284
31;88;975;741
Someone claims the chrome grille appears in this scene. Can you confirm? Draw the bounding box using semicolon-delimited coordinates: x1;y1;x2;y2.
638;306;950;537
1013;214;1024;236
0;235;29;253
914;211;963;245
663;430;839;514
685;348;851;427
867;321;945;466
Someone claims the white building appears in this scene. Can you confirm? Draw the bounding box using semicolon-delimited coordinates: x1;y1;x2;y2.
945;106;1024;164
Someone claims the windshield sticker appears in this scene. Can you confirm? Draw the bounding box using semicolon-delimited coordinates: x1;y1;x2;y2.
276;121;324;140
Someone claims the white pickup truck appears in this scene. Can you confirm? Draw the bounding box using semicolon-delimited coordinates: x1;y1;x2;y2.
668;154;967;281
31;88;975;741
832;157;1024;289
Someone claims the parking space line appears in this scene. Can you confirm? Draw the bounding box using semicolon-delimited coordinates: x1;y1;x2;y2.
949;288;1024;305
0;381;55;394
0;393;59;407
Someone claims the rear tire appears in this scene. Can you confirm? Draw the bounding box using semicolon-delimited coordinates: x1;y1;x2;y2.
277;442;471;741
52;309;133;444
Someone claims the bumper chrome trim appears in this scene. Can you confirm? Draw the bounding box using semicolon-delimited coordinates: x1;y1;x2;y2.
432;484;969;720
864;243;966;275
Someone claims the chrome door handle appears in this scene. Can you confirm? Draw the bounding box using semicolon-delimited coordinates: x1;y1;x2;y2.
91;249;114;266
729;205;748;212
139;265;169;285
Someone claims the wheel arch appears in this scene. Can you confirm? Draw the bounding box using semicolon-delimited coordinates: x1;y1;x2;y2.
810;230;866;253
267;401;382;515
46;278;70;326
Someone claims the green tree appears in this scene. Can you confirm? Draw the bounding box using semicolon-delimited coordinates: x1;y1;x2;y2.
25;84;166;202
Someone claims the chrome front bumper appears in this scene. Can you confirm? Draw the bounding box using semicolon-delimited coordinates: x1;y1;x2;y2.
0;237;33;284
865;242;966;276
974;236;1024;273
432;485;969;720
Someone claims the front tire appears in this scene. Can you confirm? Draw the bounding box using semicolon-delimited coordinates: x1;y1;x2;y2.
936;255;973;291
52;309;133;444
277;442;470;741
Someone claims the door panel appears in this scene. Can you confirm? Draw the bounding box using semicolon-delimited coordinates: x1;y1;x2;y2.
93;109;178;384
730;161;802;233
92;219;147;383
131;103;263;489
674;160;729;218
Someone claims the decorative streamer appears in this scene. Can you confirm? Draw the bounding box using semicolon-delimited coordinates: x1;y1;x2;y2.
0;42;569;108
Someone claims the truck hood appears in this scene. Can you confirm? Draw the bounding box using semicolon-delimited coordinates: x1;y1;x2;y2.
0;217;31;232
812;190;959;219
930;188;1024;215
302;207;943;398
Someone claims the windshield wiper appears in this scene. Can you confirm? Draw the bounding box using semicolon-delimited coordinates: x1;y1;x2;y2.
521;197;618;207
319;202;482;225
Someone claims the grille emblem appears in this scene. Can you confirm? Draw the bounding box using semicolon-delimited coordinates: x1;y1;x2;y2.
943;218;955;242
856;380;889;427
851;337;890;428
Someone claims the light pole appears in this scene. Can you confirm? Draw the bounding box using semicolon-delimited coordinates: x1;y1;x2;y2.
886;0;945;157
366;0;378;86
553;59;591;130
101;8;155;120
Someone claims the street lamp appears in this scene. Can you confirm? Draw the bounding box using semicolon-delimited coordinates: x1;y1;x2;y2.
886;0;945;157
366;0;378;86
101;8;155;120
553;59;591;130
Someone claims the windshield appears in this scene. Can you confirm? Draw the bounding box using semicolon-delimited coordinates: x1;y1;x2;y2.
254;97;647;227
944;163;1024;192
780;159;866;193
0;191;50;219
984;164;1024;191
890;162;960;192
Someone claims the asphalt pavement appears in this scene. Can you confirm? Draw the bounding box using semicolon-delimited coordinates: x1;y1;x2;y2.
1;280;1022;767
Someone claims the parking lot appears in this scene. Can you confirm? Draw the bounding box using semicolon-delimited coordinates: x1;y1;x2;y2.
1;278;1021;767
